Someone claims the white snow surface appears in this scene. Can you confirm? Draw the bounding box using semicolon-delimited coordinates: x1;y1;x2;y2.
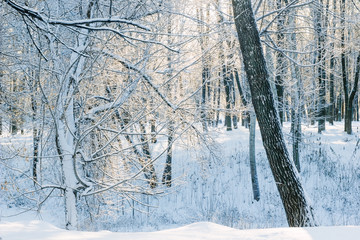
1;221;360;240
1;121;360;236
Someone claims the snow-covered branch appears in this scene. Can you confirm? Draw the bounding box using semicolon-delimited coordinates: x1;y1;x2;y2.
101;50;178;111
4;0;150;31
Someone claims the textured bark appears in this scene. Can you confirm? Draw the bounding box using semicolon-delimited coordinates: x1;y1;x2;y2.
315;0;327;133
232;0;316;227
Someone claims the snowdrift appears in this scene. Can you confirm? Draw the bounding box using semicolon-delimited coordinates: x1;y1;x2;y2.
1;221;359;240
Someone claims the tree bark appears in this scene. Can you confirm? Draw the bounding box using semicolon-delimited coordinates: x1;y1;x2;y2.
315;0;328;133
232;0;317;227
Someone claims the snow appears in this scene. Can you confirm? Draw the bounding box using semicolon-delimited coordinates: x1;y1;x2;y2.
1;121;360;236
1;221;360;240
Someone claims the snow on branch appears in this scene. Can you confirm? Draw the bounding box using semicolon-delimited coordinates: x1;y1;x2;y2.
101;50;178;111
84;77;140;119
4;0;151;31
259;0;300;35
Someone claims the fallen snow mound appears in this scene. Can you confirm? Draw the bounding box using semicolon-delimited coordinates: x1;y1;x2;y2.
1;221;360;240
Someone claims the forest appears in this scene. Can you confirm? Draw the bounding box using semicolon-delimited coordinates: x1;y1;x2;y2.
1;0;360;235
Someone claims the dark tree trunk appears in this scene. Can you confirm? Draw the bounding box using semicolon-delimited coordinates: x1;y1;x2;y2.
341;0;349;132
224;65;233;131
162;122;174;187
345;53;360;134
232;0;317;227
234;69;250;128
329;53;335;125
150;119;157;143
31;83;40;182
9;79;18;135
338;94;343;121
340;0;359;134
249;110;260;201
328;0;337;125
201;66;210;131
215;76;221;127
230;71;238;129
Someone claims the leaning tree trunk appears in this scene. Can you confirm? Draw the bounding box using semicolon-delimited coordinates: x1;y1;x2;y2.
232;0;317;227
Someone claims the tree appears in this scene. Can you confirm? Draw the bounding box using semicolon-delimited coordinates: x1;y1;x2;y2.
249;110;260;201
341;0;360;134
232;0;317;227
314;0;328;133
275;0;286;125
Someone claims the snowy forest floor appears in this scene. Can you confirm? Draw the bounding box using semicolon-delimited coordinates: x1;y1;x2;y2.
1;121;360;234
1;221;360;240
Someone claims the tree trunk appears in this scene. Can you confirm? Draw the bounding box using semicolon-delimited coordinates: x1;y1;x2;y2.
162;12;175;187
150;119;157;143
198;6;211;132
341;0;349;133
275;0;285;125
288;1;302;173
215;77;221;127
162;122;174;187
231;71;238;129
249;110;260;201
30;76;40;182
315;0;328;133
345;53;360;134
224;65;233;131
232;0;317;227
234;69;250;128
328;0;337;125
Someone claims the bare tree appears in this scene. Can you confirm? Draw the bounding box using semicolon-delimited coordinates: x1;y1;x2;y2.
232;0;317;227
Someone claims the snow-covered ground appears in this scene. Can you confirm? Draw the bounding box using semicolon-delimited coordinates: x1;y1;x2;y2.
1;121;360;237
1;221;360;240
